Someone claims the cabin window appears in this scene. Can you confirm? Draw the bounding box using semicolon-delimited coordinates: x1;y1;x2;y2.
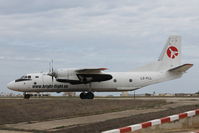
34;82;37;85
113;79;117;82
28;75;31;79
24;76;28;79
129;79;132;82
35;76;39;78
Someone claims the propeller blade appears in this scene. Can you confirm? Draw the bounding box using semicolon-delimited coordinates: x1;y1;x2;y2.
52;60;54;73
51;60;54;83
49;62;51;73
47;59;56;83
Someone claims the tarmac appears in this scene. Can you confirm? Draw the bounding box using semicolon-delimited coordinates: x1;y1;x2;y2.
1;97;199;133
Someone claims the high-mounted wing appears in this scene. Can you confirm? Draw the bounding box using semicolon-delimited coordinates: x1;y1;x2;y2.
76;68;108;73
75;68;112;84
56;68;113;85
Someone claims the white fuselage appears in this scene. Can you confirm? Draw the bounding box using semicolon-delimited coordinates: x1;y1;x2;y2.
7;71;182;93
6;36;192;98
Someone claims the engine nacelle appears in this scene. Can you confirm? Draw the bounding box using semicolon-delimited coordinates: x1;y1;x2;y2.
53;68;113;85
54;69;79;80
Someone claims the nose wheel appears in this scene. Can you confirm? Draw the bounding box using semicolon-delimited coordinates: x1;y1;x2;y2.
80;92;94;99
24;92;31;99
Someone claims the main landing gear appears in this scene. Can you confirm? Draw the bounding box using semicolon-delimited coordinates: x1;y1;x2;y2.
80;92;94;99
24;92;31;99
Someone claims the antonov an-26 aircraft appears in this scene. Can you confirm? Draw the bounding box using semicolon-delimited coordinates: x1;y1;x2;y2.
7;36;193;99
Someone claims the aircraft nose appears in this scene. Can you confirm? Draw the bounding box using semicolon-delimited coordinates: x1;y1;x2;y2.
7;81;15;90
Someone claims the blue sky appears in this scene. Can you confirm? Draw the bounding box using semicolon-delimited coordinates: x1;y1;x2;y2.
0;0;199;95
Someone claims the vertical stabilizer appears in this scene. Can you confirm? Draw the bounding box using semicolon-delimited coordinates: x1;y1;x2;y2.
158;35;181;70
132;35;182;72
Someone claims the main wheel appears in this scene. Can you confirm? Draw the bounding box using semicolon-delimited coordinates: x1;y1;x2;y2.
86;92;94;99
80;92;87;99
80;92;94;99
24;94;30;99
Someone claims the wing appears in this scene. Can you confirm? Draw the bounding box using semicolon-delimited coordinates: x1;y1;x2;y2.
76;68;108;73
56;68;112;85
76;73;112;83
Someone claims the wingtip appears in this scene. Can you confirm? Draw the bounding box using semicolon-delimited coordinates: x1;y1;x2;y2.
184;64;193;67
100;68;108;70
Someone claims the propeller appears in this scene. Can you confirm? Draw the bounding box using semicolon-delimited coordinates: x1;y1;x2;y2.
48;60;56;82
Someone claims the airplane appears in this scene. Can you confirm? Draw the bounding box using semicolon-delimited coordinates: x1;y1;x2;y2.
7;35;193;99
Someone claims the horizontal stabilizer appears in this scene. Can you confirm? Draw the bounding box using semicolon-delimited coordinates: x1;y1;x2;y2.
168;64;193;73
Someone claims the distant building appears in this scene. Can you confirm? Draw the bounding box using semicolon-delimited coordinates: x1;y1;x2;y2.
28;92;50;97
145;93;152;96
63;92;76;97
175;93;197;97
159;93;174;96
120;91;129;96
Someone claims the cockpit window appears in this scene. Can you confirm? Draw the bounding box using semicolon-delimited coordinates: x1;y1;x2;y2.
20;76;25;79
15;75;32;82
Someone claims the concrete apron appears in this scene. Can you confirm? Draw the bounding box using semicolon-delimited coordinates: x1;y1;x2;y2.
132;115;199;133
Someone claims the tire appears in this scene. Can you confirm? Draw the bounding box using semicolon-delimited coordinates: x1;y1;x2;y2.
80;92;86;99
24;94;30;99
80;92;94;99
87;92;94;99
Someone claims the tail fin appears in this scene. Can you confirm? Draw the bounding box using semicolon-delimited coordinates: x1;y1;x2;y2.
133;35;182;72
158;35;181;70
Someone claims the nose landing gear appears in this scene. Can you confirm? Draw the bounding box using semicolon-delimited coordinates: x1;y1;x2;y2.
80;92;94;99
24;92;31;99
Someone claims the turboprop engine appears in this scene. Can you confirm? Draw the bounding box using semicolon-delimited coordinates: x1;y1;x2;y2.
48;68;112;85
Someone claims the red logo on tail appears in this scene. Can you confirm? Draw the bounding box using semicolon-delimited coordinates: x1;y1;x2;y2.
167;46;179;59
